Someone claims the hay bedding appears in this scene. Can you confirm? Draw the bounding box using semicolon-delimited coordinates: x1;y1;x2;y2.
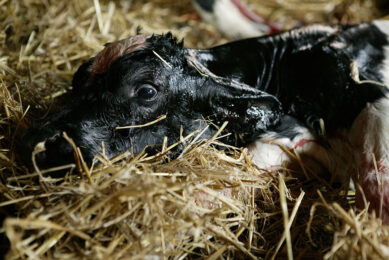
0;0;389;259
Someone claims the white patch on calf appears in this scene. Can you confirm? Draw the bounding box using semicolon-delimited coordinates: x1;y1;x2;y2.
381;44;389;87
289;24;338;40
330;41;347;49
248;134;292;169
350;95;389;163
373;20;389;87
373;20;389;36
348;94;389;223
249;94;389;222
248;126;356;185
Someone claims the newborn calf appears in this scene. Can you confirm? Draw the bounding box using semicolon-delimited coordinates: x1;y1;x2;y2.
22;34;282;166
22;21;389;222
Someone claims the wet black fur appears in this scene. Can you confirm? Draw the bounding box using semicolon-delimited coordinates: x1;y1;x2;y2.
21;23;389;169
21;33;281;168
195;23;389;135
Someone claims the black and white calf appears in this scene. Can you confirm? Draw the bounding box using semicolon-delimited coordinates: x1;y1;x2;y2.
21;21;389;223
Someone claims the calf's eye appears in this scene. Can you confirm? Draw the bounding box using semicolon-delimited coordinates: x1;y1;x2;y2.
135;84;157;100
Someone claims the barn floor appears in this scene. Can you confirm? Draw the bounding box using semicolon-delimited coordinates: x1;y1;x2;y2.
1;0;389;259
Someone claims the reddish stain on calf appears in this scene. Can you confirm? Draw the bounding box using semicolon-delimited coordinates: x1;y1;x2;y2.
292;138;316;150
87;34;151;85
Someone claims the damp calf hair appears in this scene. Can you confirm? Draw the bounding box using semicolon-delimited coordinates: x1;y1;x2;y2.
21;22;389;175
21;32;282;168
21;21;389;223
21;22;389;168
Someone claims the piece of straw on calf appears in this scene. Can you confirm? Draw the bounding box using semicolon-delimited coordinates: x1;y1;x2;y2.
20;21;389;223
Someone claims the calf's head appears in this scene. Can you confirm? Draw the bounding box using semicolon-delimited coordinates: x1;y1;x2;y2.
21;33;282;168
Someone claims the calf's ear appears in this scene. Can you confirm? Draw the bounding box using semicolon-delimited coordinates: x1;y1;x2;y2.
187;49;282;142
204;78;283;143
72;58;95;93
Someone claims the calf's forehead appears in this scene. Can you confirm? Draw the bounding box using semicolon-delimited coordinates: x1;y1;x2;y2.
86;35;152;83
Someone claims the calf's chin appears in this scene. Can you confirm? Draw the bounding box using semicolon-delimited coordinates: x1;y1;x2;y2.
19;107;221;171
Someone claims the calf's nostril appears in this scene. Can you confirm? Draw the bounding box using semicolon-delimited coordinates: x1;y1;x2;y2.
41;134;76;167
18;128;77;170
18;130;46;167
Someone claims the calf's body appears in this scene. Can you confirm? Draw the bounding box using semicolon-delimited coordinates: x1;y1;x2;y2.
22;21;389;223
247;21;389;222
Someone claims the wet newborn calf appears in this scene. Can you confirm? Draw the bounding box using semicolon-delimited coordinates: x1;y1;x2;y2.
22;34;282;166
22;21;389;222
